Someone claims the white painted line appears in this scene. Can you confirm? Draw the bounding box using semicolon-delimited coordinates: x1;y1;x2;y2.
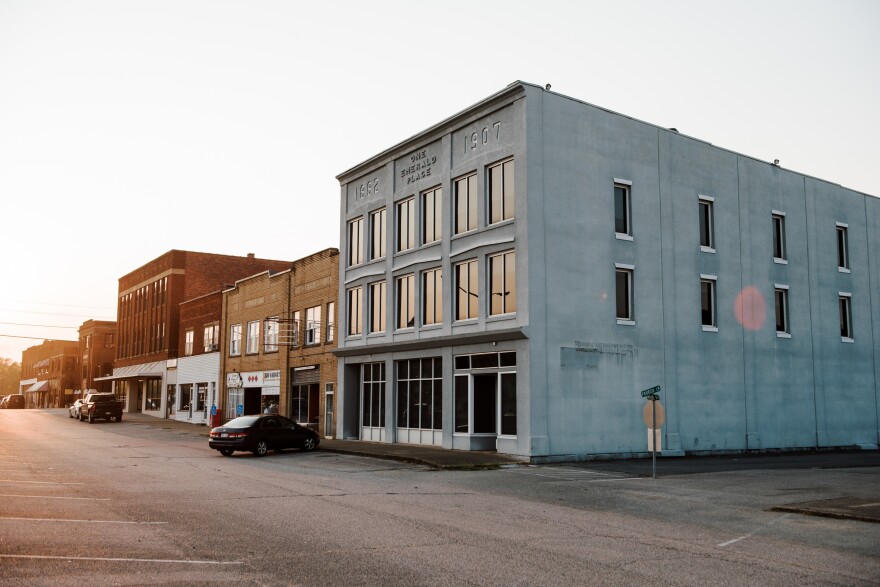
0;480;84;485
718;514;790;547
0;517;167;525
852;502;880;508
0;554;241;565
0;494;110;501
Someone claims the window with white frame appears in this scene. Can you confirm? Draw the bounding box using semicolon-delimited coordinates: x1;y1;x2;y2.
229;323;241;356
348;217;364;266
422;267;442;326
203;323;219;352
184;329;194;356
774;286;789;336
615;265;634;323
772;212;786;261
291;310;301;347
454;173;478;235
701;276;717;330
836;223;849;271
369;282;386;334
422;186;442;244
370;208;386;260
455;259;478;321
396;273;415;329
362;362;385;428
263;317;279;352
305;306;321;345
489;251;516;316
699;196;715;251
348;287;363;336
488;159;514;224
397;197;415;252
839;292;853;341
326;301;335;342
396;358;442;430
614;180;632;238
454;351;517;436
246;320;259;354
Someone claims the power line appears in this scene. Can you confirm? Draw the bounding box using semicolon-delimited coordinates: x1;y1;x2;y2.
0;322;78;329
8;300;115;311
0;309;115;319
0;334;71;340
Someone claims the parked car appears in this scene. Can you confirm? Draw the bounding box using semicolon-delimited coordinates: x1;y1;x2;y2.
0;395;8;408
209;414;319;456
79;392;124;423
3;395;24;409
69;399;85;419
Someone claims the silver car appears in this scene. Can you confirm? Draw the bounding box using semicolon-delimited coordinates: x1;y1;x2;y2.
69;399;85;419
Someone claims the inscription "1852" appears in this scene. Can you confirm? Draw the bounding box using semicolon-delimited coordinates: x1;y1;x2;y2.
354;178;380;200
464;121;502;154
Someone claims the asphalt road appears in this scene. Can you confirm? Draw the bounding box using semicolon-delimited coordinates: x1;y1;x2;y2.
1;409;879;586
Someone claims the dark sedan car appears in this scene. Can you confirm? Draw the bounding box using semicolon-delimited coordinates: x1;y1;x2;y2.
209;414;319;456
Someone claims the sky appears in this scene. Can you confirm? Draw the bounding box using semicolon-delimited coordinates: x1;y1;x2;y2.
0;0;877;362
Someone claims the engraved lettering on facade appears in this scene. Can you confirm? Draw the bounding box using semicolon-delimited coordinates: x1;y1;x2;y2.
464;121;502;154
353;178;380;201
399;149;438;185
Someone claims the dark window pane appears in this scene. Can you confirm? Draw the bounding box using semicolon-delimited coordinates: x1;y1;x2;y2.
420;381;432;430
701;281;714;326
397;381;408;428
433;379;442;430
408;380;420;429
490;163;503;224
471;353;498;369
455;355;469;370
473;375;497;434
616;270;630;320
454;376;469;433
500;373;516;436
614;185;628;234
500;352;516;367
421;358;432;379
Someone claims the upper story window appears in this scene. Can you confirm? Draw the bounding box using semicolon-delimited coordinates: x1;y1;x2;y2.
370;208;386;260
488;159;514;224
348;217;364;266
774;286;790;337
348;287;363;337
839;292;853;341
229;324;241;356
246;320;260;354
369;282;386;334
326;302;335;342
290;311;300;347
422;187;442;244
454;173;478;235
836;223;849;272
203;323;219;352
422;268;442;326
614;180;632;239
699;195;715;251
489;251;516;316
700;275;717;331
615;265;634;324
772;212;786;262
455;259;479;321
397;197;415;252
184;329;194;356
396;274;415;329
305;306;322;345
263;317;278;352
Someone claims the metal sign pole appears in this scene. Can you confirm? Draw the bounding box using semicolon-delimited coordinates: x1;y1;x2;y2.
652;397;657;479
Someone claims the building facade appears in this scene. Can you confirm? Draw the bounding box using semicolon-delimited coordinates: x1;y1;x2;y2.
77;320;117;395
335;82;880;459
19;340;79;408
104;250;292;418
220;248;339;437
170;291;223;425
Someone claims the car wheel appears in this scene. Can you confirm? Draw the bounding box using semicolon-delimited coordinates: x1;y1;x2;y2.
253;440;268;457
116;415;122;422
219;449;234;456
302;437;317;452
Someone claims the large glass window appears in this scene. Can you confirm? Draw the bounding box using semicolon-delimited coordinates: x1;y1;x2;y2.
263;317;278;352
489;251;516;316
488;159;514;224
145;379;161;411
397;198;415;252
615;182;632;236
246;320;259;354
370;208;386;260
348;217;364;266
456;259;479;321
348;288;363;336
229;324;241;356
180;383;192;411
396;274;415;329
699;196;715;250
203;324;219;352
454;173;478;234
362;362;385;428
396;358;442;430
772;213;786;261
370;281;386;334
422;268;442;326
454;352;516;436
305;306;321;345
422;187;442;244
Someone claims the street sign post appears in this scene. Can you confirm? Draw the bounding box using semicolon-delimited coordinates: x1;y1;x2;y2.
640;385;663;478
641;385;661;398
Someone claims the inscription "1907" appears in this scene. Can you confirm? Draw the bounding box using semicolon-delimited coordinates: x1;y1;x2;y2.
464;121;502;154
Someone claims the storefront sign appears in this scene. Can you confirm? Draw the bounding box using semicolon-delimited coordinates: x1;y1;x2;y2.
226;372;243;388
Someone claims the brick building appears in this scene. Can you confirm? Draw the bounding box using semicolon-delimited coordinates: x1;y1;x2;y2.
77;320;117;394
170;290;223;424
221;248;339;437
19;340;79;408
103;250;292;418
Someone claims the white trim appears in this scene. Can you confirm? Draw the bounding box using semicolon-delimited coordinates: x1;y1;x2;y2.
615;263;635;270
700;246;716;254
702;326;719;333
836;221;848;228
771;210;786;217
613;178;632;186
698;194;715;202
616;319;636;326
615;233;634;241
774;284;789;290
838;267;851;274
777;332;792;339
842;337;854;344
773;258;788;265
838;291;852;298
700;274;717;281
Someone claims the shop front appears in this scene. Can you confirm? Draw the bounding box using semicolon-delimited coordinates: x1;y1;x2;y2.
225;370;280;418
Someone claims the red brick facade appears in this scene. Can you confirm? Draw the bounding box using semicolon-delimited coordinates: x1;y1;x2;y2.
77;320;117;393
20;340;79;408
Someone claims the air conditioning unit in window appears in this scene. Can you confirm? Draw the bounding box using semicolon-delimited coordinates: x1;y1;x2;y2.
206;344;219;352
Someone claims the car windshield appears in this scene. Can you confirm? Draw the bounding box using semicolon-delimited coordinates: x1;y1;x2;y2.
223;416;260;428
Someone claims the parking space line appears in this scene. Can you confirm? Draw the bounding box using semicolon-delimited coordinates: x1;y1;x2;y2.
0;480;84;485
0;516;166;524
718;514;790;547
0;494;110;501
0;554;241;565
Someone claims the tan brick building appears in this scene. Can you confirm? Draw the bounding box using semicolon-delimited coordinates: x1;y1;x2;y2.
220;248;339;437
77;320;117;394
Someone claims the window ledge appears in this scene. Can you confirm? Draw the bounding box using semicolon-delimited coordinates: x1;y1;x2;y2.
841;337;854;344
700;246;716;254
773;258;788;265
702;325;719;333
454;318;479;325
487;313;516;322
394;327;415;334
615;233;634;242
488;218;515;228
776;332;791;339
838;267;851;274
421;323;443;331
616;319;636;326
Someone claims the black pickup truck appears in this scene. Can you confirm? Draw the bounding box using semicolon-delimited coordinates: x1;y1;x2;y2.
80;393;124;423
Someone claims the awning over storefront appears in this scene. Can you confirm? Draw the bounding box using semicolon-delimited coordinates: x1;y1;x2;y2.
26;381;49;393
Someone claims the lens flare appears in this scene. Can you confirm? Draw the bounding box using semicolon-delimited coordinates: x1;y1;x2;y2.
734;286;766;331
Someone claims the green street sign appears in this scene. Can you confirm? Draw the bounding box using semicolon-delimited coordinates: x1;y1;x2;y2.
641;385;661;398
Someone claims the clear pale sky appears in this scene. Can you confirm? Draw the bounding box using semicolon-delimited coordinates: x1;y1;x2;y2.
0;0;877;362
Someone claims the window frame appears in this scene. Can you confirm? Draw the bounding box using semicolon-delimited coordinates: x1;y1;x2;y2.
291;310;300;347
455;259;479;321
772;211;787;263
836;223;850;272
422;267;442;326
614;179;633;240
229;323;242;356
839;291;853;342
421;186;442;245
454;173;478;235
488;250;516;317
700;275;718;331
347;287;363;337
263;316;279;352
774;285;790;338
488;158;514;225
396;273;415;330
184;329;194;356
369;281;386;334
396;197;415;253
246;320;260;355
326;301;335;342
370;208;386;260
615;264;635;325
699;195;715;252
203;323;219;352
348;216;364;267
305;306;321;345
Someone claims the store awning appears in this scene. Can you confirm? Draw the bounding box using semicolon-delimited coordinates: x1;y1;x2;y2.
26;381;49;393
95;362;164;382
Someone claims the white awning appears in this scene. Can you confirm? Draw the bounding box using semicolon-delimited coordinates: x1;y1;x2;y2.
26;381;49;393
95;362;165;382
